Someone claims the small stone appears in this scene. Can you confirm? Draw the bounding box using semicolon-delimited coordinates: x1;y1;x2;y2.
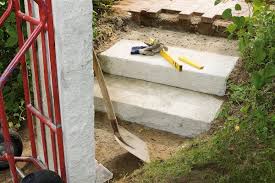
122;25;129;32
114;17;124;28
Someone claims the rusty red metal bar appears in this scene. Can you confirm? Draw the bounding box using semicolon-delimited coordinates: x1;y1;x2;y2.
27;105;57;132
44;0;67;179
0;0;67;182
0;155;47;170
17;11;40;26
26;0;49;168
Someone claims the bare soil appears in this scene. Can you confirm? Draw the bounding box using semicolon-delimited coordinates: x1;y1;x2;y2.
1;113;187;183
96;16;239;57
95;113;187;182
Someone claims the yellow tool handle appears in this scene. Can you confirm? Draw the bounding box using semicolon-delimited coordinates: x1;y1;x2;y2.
160;50;182;72
178;56;204;70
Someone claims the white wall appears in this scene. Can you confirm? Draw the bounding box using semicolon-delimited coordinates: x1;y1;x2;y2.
52;0;95;182
27;0;96;182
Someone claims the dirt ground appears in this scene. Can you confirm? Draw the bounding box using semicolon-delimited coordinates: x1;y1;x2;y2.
0;113;186;183
96;17;239;57
95;113;187;182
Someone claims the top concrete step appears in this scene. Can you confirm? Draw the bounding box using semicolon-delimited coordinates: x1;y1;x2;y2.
99;40;238;96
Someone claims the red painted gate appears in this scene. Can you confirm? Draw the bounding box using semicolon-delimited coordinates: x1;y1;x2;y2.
0;0;66;182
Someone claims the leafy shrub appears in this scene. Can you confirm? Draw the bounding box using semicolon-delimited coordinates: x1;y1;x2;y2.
1;0;25;129
221;0;274;143
93;0;116;14
221;0;275;89
93;0;117;38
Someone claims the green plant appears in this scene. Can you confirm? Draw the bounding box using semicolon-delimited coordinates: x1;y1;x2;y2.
221;0;275;141
93;0;115;14
221;0;275;89
1;0;25;130
93;0;117;39
93;10;99;38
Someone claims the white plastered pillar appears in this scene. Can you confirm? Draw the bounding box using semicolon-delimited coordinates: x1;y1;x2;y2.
27;0;113;181
27;0;96;182
51;0;96;182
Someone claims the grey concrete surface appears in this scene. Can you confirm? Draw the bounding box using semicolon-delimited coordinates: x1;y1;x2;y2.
99;40;238;96
94;75;223;137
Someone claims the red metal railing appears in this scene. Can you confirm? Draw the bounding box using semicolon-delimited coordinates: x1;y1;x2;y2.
0;0;66;182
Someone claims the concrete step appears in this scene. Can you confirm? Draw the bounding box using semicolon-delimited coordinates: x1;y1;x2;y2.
99;39;238;96
96;160;113;183
94;74;223;137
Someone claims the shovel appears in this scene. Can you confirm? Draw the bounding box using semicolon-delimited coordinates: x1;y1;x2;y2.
93;51;150;163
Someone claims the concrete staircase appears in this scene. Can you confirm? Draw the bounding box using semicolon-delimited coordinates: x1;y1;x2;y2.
94;39;238;137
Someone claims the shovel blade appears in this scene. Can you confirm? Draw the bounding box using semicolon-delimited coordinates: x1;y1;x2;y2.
115;126;150;163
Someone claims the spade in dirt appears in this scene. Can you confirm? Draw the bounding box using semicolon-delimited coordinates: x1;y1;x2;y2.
93;51;150;163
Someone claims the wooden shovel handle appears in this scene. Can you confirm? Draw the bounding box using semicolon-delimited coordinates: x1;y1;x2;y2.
93;51;119;134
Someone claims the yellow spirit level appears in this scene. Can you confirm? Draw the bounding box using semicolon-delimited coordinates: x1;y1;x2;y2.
178;56;204;70
147;38;182;71
160;50;182;72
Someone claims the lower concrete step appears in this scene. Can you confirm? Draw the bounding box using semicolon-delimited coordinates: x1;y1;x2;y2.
99;39;239;96
96;160;113;183
94;74;223;137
